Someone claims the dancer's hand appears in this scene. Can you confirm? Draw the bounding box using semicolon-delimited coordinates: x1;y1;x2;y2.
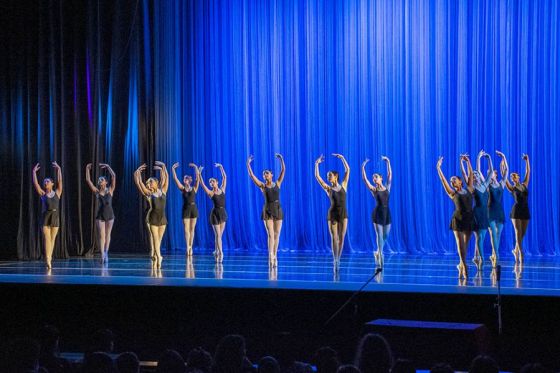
332;153;344;159
522;153;529;161
247;155;254;164
362;158;370;167
154;166;162;171
52;162;61;170
172;162;180;170
381;156;390;162
33;163;41;172
459;153;469;161
496;150;505;158
99;163;109;169
315;154;325;164
214;163;223;168
437;156;444;168
275;153;283;160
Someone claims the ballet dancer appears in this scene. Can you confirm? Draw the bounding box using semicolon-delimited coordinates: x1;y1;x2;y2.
487;151;508;267
464;150;493;271
32;162;63;269
85;163;116;263
172;162;200;257
361;156;392;268
437;155;474;279
133;161;169;268
315;154;350;269
504;153;530;265
198;163;227;263
246;154;285;267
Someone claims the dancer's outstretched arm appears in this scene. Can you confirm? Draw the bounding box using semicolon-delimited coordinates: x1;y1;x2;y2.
361;159;375;191
216;163;227;192
496;151;509;188
314;155;329;194
100;163;116;195
32;163;45;196
134;164;151;197
382;155;392;191
197;167;213;197
53;162;63;197
85;163;99;193
247;155;264;189
276;153;286;187
171;163;185;191
333;153;350;190
463;155;475;193
522;154;530;187
436;157;454;199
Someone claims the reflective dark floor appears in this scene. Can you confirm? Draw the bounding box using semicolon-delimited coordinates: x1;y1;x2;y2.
0;252;559;296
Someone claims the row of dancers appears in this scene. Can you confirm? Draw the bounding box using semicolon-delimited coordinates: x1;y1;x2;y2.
32;151;530;277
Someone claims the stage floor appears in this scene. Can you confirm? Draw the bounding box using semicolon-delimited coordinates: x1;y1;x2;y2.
0;253;559;296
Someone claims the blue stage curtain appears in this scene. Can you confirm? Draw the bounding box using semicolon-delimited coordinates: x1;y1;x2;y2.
1;0;558;258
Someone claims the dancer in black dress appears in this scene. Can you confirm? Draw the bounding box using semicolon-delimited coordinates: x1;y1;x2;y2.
437;155;474;279
504;153;531;265
247;154;286;267
487;151;508;268
198;163;227;263
85;163;116;263
361;156;392;268
315;154;350;269
172;162;201;257
462;150;494;271
133;161;169;269
33;162;63;269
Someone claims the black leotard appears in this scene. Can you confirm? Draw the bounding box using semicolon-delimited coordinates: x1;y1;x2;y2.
261;184;283;220
41;193;60;227
146;192;167;226
371;189;391;225
510;184;530;220
449;191;474;232
182;188;198;219
210;191;227;225
95;192;114;221
472;188;489;230
327;186;348;223
488;184;505;224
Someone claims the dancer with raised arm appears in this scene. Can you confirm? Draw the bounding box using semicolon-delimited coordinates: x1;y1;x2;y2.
487;151;508;267
361;156;392;268
247;154;285;267
463;150;494;271
198;163;227;263
172;163;200;257
85;163;116;263
133;162;169;269
436;155;474;279
32;162;63;269
315;154;350;270
505;154;531;266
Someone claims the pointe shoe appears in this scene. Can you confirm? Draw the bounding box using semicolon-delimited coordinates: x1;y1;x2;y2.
46;261;52;270
456;264;463;278
374;251;380;265
489;255;496;268
187;248;193;257
157;256;163;269
512;249;519;263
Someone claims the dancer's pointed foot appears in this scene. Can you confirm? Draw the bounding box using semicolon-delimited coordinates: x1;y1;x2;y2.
489;254;497;268
512;249;519;263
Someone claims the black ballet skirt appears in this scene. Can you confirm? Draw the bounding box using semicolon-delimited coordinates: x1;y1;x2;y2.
41;193;60;227
472;188;489;230
95;192;115;221
327;187;348;223
488;184;505;224
449;191;474;232
146;193;168;226
182;188;199;219
261;184;283;220
510;184;530;220
210;191;228;225
371;189;391;225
